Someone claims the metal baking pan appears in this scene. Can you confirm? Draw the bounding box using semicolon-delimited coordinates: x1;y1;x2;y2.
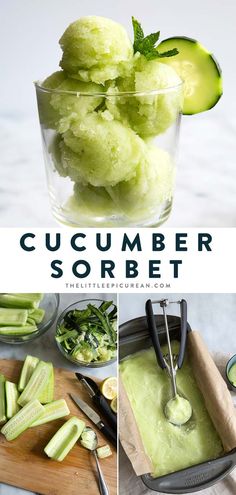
119;315;236;493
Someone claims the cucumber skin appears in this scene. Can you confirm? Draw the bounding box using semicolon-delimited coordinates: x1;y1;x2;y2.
38;368;54;404
28;308;45;324
158;36;223;115
183;45;222;115
0;324;37;335
1;399;44;441
18;356;40;392
18;361;53;407
0;308;28;327
5;382;20;419
160;36;222;75
31;399;70;427
0;376;6;425
0;294;43;309
44;416;85;461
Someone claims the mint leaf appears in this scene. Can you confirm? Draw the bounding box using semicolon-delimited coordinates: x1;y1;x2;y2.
132;17;178;60
143;31;160;47
138;32;160;57
132;17;144;52
145;49;161;61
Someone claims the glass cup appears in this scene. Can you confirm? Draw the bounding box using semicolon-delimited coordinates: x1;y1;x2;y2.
35;82;183;227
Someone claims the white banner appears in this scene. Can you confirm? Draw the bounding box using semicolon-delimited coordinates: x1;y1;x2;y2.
0;228;235;293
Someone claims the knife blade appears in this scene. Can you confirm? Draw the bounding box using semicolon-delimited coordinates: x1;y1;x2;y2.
75;373;117;431
70;394;117;449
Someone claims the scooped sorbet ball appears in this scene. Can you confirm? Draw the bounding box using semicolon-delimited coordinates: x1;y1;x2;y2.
37;71;67;129
106;56;182;137
42;71;67;89
59;16;133;84
62;113;146;187
165;395;192;426
50;135;85;182
108;145;175;220
38;74;103;131
50;78;104;132
67;183;118;218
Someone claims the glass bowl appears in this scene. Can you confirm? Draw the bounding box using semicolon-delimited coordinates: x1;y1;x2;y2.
0;293;60;344
225;354;236;391
56;298;117;368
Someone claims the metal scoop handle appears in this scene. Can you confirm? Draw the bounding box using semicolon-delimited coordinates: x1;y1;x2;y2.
178;299;187;368
145;299;188;370
146;299;166;369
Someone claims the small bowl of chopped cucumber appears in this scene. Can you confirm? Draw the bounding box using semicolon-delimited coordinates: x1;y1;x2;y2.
0;293;60;344
55;299;117;367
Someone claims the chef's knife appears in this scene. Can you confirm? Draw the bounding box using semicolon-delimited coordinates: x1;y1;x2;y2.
75;373;117;431
70;393;117;449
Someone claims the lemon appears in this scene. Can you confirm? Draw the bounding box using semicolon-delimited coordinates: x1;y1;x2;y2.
110;396;117;414
100;377;117;400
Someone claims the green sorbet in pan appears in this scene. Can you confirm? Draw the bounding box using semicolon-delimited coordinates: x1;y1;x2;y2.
120;342;223;477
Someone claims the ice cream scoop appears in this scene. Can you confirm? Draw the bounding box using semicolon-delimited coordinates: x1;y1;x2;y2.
160;338;192;427
80;427;109;495
59;16;133;84
146;298;193;427
165;394;192;426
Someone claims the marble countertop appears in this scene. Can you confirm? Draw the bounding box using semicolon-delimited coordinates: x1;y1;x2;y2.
0;105;236;228
0;293;117;495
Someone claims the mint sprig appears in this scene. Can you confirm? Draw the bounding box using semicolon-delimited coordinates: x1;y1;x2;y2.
132;17;178;60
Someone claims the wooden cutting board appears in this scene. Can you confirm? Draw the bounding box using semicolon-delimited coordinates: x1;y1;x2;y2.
0;359;117;495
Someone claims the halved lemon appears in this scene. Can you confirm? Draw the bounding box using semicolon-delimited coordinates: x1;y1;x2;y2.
100;377;117;400
110;396;117;414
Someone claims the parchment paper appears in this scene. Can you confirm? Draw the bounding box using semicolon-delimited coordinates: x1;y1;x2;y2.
119;331;236;476
188;331;236;452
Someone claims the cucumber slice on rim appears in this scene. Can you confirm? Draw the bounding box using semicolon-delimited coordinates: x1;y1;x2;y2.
158;36;223;115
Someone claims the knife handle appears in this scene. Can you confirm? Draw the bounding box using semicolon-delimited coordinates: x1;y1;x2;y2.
100;422;117;449
93;394;117;431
